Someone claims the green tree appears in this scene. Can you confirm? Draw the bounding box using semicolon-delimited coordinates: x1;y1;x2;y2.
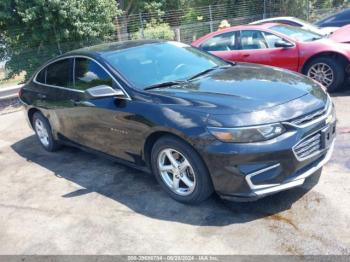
0;0;121;79
132;23;175;40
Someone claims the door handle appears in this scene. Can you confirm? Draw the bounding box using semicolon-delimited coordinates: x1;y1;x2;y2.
242;54;250;57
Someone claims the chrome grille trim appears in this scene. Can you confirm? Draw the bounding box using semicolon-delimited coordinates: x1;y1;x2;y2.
286;96;332;128
245;164;281;190
291;108;326;126
293;130;323;161
294;133;321;149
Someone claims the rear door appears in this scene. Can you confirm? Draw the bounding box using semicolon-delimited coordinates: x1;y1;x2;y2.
199;31;241;62
236;30;299;71
32;57;76;133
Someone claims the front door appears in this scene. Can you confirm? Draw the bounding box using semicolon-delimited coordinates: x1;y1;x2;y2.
237;30;299;71
199;31;241;62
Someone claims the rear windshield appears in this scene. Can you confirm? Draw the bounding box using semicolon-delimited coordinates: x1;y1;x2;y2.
270;25;322;42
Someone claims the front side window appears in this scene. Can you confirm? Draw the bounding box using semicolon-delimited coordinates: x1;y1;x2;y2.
200;31;237;52
46;59;72;87
262;32;290;48
240;30;268;50
74;58;113;90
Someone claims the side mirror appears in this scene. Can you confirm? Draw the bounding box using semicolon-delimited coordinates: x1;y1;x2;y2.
274;40;294;48
85;85;124;98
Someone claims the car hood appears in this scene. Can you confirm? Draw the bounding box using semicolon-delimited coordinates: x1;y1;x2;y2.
149;63;327;116
329;25;350;43
320;26;339;35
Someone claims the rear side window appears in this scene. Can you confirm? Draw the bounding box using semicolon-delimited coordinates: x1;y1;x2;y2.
200;31;237;52
46;59;72;88
74;58;113;90
262;32;288;48
36;68;46;84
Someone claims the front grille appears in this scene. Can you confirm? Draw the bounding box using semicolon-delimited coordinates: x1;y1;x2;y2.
293;132;322;160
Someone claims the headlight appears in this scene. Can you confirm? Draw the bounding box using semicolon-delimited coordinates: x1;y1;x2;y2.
208;123;285;143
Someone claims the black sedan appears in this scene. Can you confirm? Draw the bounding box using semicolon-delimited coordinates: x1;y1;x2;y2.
19;40;336;204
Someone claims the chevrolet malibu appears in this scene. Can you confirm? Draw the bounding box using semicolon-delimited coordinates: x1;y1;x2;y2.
19;40;336;204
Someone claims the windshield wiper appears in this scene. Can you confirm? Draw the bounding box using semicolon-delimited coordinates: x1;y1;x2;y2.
188;64;234;81
144;80;186;90
188;67;218;81
144;63;235;90
310;36;322;41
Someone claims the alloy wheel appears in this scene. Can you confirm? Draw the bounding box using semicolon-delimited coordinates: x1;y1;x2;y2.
35;118;50;147
307;62;334;88
157;148;196;196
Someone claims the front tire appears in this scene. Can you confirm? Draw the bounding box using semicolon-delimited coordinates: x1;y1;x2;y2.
305;56;345;92
151;135;213;204
32;112;61;152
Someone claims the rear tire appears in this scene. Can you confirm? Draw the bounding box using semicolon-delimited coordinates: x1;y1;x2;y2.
32;112;61;152
304;56;345;92
151;135;213;204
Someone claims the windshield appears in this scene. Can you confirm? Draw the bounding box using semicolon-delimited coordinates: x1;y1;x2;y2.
270;25;323;41
292;17;322;32
102;41;228;89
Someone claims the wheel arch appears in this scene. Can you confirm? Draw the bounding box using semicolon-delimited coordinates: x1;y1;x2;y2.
27;107;41;128
301;51;349;74
144;131;185;169
143;130;208;173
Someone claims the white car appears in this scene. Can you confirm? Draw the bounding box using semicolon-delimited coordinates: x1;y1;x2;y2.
250;16;339;36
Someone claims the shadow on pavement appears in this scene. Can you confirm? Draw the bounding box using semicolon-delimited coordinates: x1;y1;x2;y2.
11;135;321;226
330;86;350;97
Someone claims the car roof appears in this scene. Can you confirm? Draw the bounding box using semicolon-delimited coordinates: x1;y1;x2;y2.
191;23;290;46
251;17;296;24
65;39;167;56
217;23;279;32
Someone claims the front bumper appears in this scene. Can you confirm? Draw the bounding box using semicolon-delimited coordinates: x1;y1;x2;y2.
200;105;336;201
220;139;334;201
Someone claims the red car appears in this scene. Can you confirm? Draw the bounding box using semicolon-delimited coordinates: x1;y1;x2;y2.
192;23;350;91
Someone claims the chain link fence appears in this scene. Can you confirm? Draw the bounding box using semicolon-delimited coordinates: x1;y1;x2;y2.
115;0;349;43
